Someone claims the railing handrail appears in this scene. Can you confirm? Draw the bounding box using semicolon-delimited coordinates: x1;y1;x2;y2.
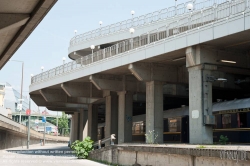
69;0;230;47
31;0;249;85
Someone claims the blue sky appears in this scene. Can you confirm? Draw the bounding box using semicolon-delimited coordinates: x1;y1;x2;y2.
0;0;187;113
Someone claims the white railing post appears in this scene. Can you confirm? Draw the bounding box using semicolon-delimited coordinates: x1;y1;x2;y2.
139;35;141;47
147;32;150;44
103;49;106;59
116;43;119;55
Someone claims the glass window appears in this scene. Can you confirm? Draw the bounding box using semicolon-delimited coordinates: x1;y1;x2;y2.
222;114;231;128
168;118;181;132
132;121;145;134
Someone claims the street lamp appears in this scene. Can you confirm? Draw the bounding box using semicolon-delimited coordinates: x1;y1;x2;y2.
90;45;95;62
30;74;33;84
186;3;193;11
129;28;135;49
99;21;103;28
9;60;23;124
62;57;66;65
131;10;135;19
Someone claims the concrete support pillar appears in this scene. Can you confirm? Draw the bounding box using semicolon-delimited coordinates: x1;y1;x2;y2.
70;115;74;144
146;81;163;144
105;92;118;145
88;104;98;141
188;66;213;144
73;112;79;141
117;91;133;144
79;110;88;141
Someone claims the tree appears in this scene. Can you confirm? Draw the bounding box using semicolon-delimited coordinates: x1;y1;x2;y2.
52;112;69;136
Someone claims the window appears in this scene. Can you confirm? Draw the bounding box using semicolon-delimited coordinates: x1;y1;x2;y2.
168;118;181;132
222;114;231;128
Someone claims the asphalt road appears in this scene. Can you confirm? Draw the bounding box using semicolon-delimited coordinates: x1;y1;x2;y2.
0;143;107;166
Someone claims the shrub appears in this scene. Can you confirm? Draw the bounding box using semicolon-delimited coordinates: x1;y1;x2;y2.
219;135;229;145
71;137;94;159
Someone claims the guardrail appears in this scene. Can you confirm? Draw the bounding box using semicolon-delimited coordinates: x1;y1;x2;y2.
31;0;249;84
69;0;235;47
93;134;116;149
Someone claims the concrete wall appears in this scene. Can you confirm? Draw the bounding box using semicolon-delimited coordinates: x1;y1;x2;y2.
89;146;250;166
0;129;67;150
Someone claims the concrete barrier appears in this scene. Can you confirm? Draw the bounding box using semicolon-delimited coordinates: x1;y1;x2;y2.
89;144;250;166
0;114;68;149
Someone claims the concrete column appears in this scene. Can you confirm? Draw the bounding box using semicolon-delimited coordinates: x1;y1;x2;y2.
82;110;88;140
105;92;118;145
79;110;88;141
70;115;74;144
188;67;213;144
146;81;163;144
73;112;79;141
117;91;133;144
88;104;98;141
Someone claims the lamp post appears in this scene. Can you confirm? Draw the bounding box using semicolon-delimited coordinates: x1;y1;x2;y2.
186;3;193;11
131;10;135;19
90;45;95;62
9;60;23;124
99;21;103;28
129;28;135;49
62;57;66;72
175;0;177;15
131;10;135;27
99;21;103;36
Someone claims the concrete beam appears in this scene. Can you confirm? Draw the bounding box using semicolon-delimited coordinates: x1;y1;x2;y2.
39;89;67;102
31;94;87;109
128;62;180;83
46;107;80;112
0;14;30;34
186;45;249;69
61;82;102;98
90;74;145;92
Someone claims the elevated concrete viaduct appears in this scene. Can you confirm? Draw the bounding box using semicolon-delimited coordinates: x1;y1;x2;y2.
30;0;250;145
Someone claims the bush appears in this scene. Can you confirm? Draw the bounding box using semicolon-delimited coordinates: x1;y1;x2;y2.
219;135;229;145
71;137;94;159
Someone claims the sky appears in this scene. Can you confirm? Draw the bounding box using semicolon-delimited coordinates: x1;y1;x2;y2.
0;0;187;114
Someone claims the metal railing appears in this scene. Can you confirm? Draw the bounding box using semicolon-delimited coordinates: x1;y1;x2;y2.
93;134;116;149
31;0;249;84
69;0;232;47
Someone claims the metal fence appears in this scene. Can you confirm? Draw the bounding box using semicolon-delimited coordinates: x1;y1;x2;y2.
31;0;249;84
69;0;232;46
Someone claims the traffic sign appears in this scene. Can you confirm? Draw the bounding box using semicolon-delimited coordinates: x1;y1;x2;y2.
26;109;31;116
17;104;22;111
42;116;46;123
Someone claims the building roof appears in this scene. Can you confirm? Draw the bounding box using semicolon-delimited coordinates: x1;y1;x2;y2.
0;0;57;69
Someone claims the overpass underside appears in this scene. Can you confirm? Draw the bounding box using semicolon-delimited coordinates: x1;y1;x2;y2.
30;0;250;145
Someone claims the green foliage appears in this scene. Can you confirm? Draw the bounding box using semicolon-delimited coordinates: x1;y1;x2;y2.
71;137;94;159
51;112;69;136
219;135;229;145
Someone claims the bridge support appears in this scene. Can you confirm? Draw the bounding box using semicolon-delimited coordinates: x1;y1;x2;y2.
88;104;98;141
117;91;133;144
104;91;118;145
146;81;164;144
79;109;88;141
186;46;218;144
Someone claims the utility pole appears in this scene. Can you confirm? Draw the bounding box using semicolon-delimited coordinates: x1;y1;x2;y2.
56;111;58;141
27;97;31;149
